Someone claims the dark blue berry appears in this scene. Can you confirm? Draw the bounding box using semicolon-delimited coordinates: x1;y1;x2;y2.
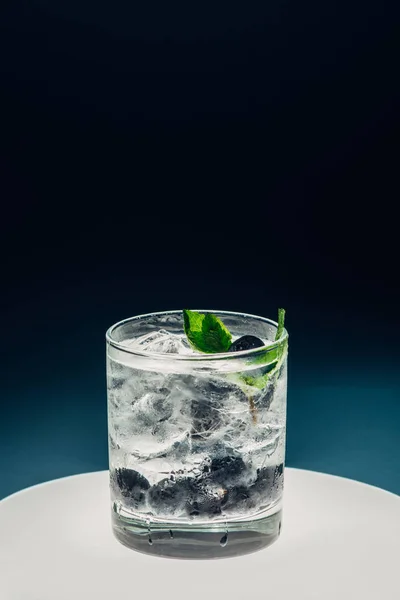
148;477;191;516
223;485;251;509
210;455;246;485
229;335;265;352
222;463;284;511
186;483;228;517
112;468;150;508
252;463;284;499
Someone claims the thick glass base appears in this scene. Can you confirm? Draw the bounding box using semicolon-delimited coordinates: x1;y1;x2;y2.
112;505;282;559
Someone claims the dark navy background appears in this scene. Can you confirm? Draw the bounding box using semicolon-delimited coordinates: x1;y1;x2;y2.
1;0;399;499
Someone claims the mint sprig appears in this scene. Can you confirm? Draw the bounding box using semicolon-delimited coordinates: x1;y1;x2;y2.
183;309;232;353
183;308;287;424
238;308;287;391
275;308;285;340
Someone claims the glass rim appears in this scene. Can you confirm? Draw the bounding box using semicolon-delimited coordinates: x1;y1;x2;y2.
105;309;288;362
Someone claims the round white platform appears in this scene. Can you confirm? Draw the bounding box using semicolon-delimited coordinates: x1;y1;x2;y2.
0;469;399;599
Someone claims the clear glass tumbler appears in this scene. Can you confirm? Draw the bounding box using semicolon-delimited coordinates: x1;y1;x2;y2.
106;310;288;558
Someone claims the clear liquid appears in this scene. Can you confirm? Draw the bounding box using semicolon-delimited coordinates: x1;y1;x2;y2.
107;331;287;524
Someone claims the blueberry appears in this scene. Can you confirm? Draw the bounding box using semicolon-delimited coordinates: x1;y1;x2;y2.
148;477;191;516
229;335;265;352
223;464;284;512
186;483;228;517
223;485;251;510
210;455;246;485
112;468;150;508
251;463;284;499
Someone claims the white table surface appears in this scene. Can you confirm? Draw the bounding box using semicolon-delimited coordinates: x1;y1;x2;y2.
0;468;399;599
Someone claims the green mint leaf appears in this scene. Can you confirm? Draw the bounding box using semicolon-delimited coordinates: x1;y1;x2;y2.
240;373;270;390
183;309;232;353
275;308;285;340
240;308;287;390
239;357;280;390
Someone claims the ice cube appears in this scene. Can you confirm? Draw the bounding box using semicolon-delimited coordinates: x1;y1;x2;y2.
254;379;275;410
109;367;170;415
110;371;193;460
187;376;249;441
128;329;193;355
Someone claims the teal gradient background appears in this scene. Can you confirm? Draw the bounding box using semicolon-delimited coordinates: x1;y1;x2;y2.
1;0;399;500
1;295;399;500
